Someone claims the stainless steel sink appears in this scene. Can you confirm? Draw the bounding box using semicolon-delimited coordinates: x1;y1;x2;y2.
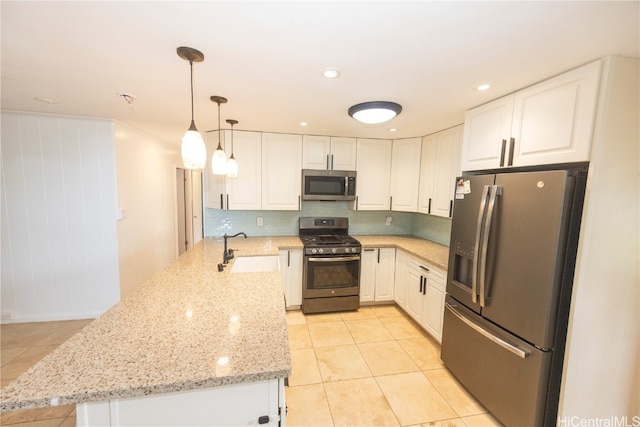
230;256;280;273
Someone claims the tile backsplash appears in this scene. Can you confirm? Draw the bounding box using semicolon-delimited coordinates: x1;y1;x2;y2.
204;201;451;246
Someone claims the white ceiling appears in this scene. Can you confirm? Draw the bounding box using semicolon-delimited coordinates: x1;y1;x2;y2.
2;1;639;144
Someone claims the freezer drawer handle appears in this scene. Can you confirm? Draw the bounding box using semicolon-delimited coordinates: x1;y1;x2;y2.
445;302;529;359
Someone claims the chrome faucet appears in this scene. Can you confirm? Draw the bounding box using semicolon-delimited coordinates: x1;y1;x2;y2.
223;232;247;264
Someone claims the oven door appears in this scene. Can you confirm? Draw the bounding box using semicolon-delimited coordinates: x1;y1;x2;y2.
303;254;360;298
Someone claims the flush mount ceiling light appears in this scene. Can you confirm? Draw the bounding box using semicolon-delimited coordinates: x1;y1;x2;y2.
225;119;239;178
348;101;402;124
177;46;206;170
210;96;228;175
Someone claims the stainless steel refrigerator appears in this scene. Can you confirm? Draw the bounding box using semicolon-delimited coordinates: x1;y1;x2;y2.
441;168;587;426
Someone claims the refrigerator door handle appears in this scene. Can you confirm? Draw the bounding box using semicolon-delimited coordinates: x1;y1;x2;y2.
445;301;529;359
472;185;491;304
479;185;502;307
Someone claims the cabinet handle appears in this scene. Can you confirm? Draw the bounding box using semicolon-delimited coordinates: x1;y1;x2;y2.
258;415;270;424
428;198;432;214
287;250;291;267
220;194;224;210
377;249;380;263
326;154;331;170
449;200;453;218
508;137;515;167
389;196;393;210
356;196;359;210
364;248;375;252
331;154;334;170
420;265;430;272
226;194;229;210
298;195;301;211
423;277;427;295
419;276;424;293
499;139;507;167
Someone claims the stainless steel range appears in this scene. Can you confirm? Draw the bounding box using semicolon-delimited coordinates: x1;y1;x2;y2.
299;217;361;314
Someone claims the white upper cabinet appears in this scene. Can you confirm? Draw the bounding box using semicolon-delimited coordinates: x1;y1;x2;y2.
261;133;302;210
461;96;514;171
302;135;356;170
204;130;262;210
227;131;263;210
462;60;601;171
350;139;392;211
418;125;462;217
390;138;422;212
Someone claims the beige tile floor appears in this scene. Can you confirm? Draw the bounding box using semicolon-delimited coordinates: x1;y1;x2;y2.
1;318;93;427
0;306;502;427
285;305;503;427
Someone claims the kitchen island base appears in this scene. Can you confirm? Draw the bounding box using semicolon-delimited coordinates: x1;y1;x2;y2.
77;378;286;426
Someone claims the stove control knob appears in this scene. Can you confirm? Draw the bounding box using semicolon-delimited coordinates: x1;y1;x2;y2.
345;247;351;253
319;248;324;254
311;248;317;254
332;248;337;254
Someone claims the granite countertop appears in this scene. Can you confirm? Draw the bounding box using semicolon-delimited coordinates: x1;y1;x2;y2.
355;235;449;270
0;237;297;412
1;234;447;412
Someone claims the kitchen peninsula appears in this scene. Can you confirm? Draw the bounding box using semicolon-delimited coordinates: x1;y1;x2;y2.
0;237;300;426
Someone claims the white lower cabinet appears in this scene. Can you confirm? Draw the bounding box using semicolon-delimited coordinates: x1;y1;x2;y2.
280;249;303;309
77;378;286;427
393;250;446;343
360;247;396;303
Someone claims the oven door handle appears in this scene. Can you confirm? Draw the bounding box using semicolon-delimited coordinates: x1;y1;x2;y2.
307;256;361;262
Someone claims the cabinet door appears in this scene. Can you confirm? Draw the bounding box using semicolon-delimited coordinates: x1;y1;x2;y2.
227;131;262;210
404;262;424;323
281;249;303;308
261;133;302;210
330;137;357;170
374;248;396;302
352;139;392;211
394;251;408;309
431;125;463;218
359;248;377;302
417;134;437;214
461;95;514;171
302;135;330;170
422;268;446;343
511;61;600;167
390;138;421;212
203;131;227;210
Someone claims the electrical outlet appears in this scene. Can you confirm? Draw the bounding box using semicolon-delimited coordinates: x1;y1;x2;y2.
257;217;264;227
385;216;392;226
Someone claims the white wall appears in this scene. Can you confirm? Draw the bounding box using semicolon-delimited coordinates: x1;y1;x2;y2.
1;112;120;322
114;122;182;298
559;57;639;421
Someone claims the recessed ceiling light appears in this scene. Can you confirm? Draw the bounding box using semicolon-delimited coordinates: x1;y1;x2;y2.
476;83;491;91
300;122;308;127
322;68;341;79
389;128;398;132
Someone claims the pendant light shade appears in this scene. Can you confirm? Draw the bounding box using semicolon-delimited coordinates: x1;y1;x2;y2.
210;96;228;175
177;47;206;169
226;119;239;178
348;101;402;124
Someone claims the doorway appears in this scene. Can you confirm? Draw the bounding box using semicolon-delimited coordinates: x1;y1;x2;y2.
176;168;203;255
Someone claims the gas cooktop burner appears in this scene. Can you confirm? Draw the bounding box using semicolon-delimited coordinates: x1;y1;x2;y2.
298;217;361;255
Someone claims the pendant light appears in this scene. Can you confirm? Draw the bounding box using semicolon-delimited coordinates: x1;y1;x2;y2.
177;47;206;170
210;96;228;175
225;119;239;178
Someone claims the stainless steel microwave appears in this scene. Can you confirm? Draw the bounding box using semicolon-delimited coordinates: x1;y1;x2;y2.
302;169;356;201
